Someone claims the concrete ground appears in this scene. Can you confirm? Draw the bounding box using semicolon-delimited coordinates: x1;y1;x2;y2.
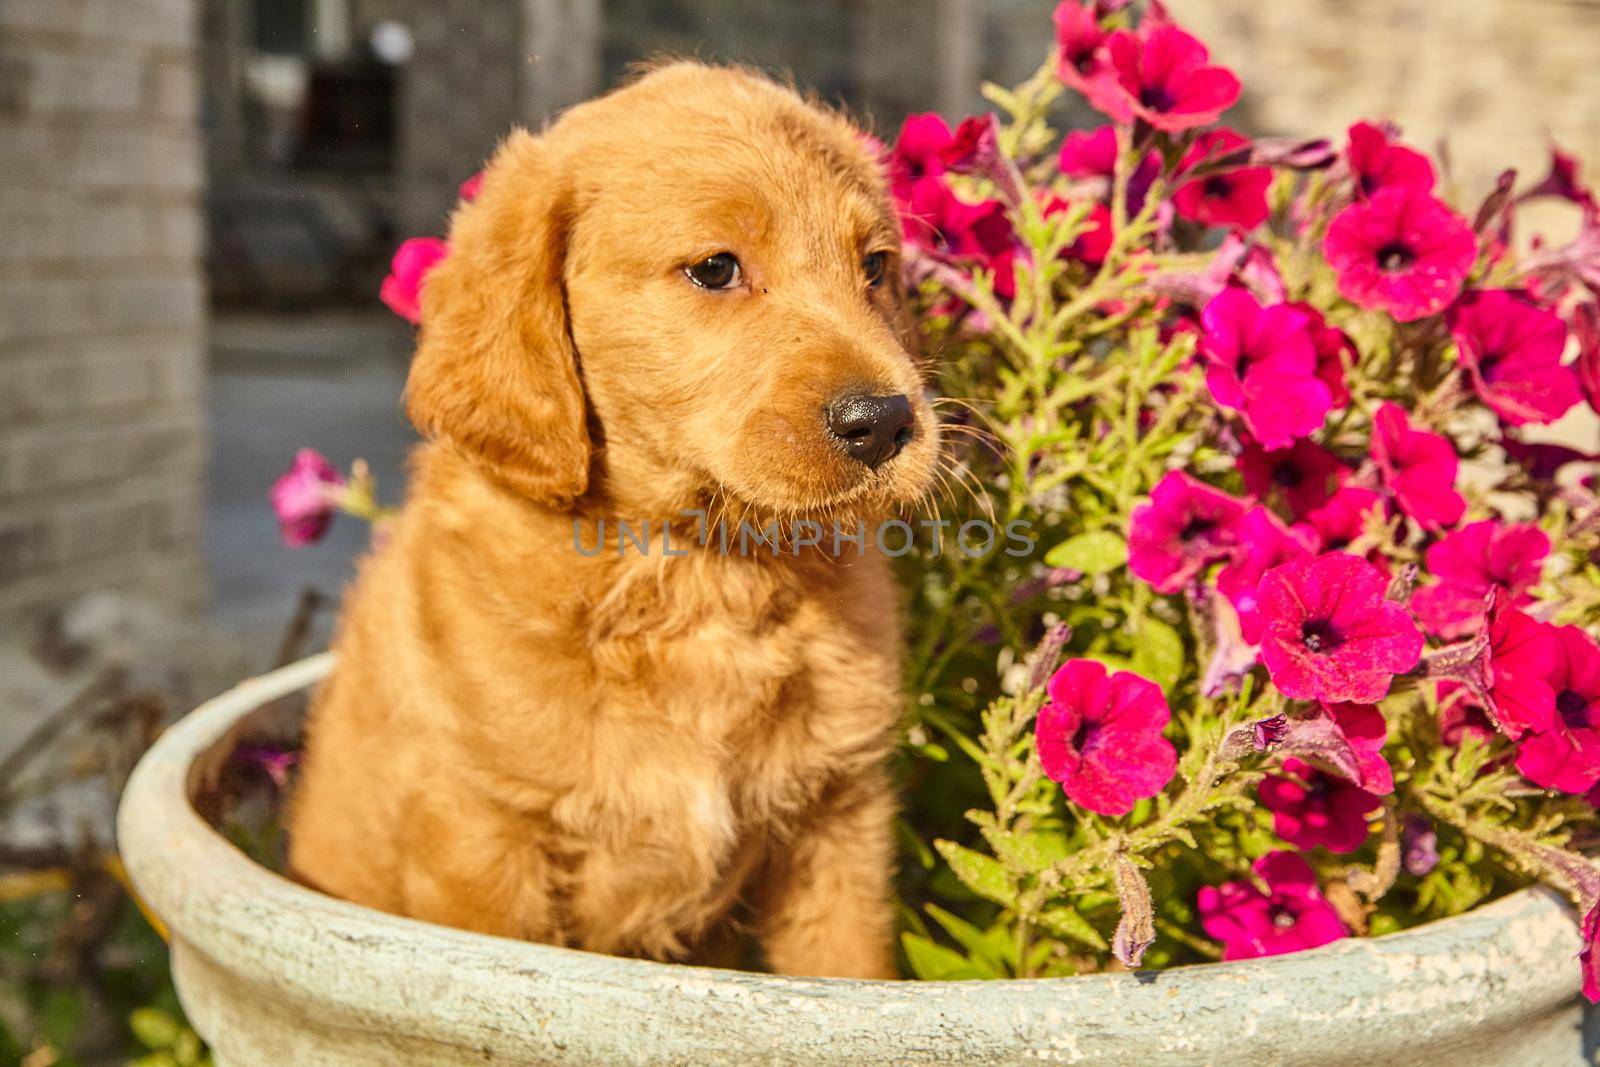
206;309;419;643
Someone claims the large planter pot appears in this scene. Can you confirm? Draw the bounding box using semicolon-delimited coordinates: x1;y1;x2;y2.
120;656;1599;1066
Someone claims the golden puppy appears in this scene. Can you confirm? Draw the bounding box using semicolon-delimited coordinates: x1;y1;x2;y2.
286;62;938;978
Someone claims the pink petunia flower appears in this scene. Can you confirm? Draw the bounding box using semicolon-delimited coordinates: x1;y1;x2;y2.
379;237;449;325
458;170;485;201
1173;129;1273;231
1216;506;1318;645
1057;124;1160;221
1256;551;1424;704
1323;187;1477;322
888;113;956;200
1053;1;1120;108
900;177;1021;299
1041;194;1115;266
1438;681;1497;747
1200;289;1333;449
1411;520;1549;639
1127;470;1249;594
232;744;303;790
1583;900;1600;1004
1298;485;1385;555
1519;144;1597;214
1319;701;1395;795
1577;303;1600;414
269;449;345;548
1481;599;1561;740
1515;626;1600;794
1345;121;1435;199
1401;814;1440;876
1239;439;1346;520
1098;25;1241;132
1198;851;1348;961
1259;757;1382;852
1370;402;1465;530
1520;211;1600;299
1035;659;1178;815
1296;302;1356;409
1447;290;1582;426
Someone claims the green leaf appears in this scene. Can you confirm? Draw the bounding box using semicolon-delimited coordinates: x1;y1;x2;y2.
924;904;1012;974
990;829;1070;873
895;817;937;871
1038;905;1108;950
1043;530;1127;574
131;1007;184;1050
1130;616;1185;694
934;840;1015;905
900;932;988;980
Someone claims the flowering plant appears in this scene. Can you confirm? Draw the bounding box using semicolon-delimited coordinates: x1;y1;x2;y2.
888;0;1600;989
270;0;1600;991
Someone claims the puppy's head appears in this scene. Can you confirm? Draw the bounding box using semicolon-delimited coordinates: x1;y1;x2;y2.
407;63;936;523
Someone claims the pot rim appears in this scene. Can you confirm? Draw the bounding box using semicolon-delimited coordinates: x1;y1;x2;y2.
118;654;1587;1063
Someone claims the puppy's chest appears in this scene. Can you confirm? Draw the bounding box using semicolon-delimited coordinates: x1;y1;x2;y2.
571;570;898;841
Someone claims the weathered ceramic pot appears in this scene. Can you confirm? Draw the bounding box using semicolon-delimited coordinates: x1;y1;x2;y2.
120;655;1599;1066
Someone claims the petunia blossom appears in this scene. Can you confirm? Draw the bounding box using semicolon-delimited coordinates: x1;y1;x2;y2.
1583;900;1600;1004
1401;814;1440;876
379;237;449;325
887;113;956;200
1173;129;1273;231
1053;1;1119;108
1198;851;1347;961
1256;551;1424;704
269;449;345;548
1519;144;1597;214
1042;194;1114;266
1577;302;1600;415
1438;681;1497;747
1200;289;1332;449
1296;302;1356;409
1299;485;1385;555
1035;659;1178;815
1370;402;1465;530
900;177;1021;299
1345;121;1435;199
1323;186;1477;322
1447;290;1582;426
1482;599;1561;739
1411;520;1549;639
1098;25;1241;132
1515;626;1600;794
1268;703;1394;795
1238;439;1346;520
1259;757;1382;852
458;170;485;201
1216;506;1318;645
1127;470;1248;594
1320;701;1394;795
1057;124;1160;219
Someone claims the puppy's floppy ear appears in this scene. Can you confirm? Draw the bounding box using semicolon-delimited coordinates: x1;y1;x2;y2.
406;129;590;507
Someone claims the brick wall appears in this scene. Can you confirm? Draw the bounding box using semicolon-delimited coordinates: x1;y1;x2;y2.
0;0;208;623
1167;0;1600;206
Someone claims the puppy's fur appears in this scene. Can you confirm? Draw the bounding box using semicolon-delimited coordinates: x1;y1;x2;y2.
287;63;937;978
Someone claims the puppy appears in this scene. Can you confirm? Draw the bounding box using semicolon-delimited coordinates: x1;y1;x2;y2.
286;62;937;979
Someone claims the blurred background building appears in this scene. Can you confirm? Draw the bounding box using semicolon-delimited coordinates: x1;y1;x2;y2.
3;0;1600;640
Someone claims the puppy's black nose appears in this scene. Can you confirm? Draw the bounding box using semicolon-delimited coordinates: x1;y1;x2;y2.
826;393;914;470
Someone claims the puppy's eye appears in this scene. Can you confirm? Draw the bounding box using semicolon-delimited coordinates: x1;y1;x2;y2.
685;253;742;290
862;251;889;288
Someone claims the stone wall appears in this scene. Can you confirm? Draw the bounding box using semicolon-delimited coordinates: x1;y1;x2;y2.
0;0;209;624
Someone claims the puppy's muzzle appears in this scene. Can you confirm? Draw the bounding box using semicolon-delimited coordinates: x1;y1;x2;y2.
826;393;914;470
